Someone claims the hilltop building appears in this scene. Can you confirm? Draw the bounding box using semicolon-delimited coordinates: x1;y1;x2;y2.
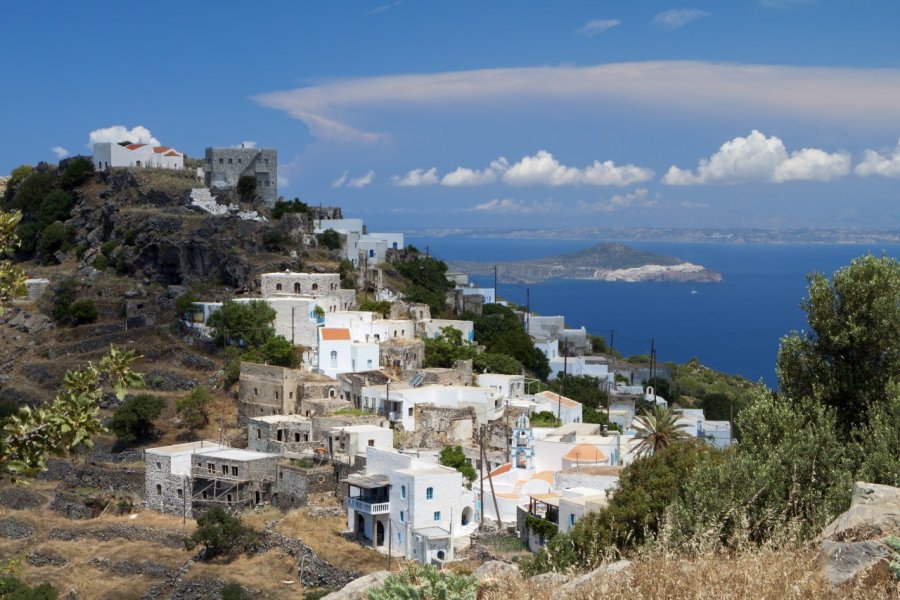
204;146;278;205
92;142;184;171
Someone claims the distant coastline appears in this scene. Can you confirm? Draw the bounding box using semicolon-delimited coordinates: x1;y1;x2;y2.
409;227;900;245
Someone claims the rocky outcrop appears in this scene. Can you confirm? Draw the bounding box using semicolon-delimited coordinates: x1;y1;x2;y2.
552;560;634;598
0;517;35;539
473;560;520;583
818;481;899;586
322;571;391;600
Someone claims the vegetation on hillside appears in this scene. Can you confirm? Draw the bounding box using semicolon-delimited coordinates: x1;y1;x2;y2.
396;255;454;315
207;300;298;368
524;254;900;574
438;445;477;489
466;304;551;380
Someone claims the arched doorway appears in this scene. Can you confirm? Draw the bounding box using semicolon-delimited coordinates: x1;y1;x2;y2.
461;507;472;526
376;521;385;546
356;514;366;541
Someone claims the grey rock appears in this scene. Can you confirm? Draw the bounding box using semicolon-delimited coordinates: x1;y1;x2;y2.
474;560;520;582
530;572;570;587
27;549;68;567
555;560;633;598
819;539;891;586
0;517;35;539
322;570;391;600
821;481;900;542
167;285;188;299
0;488;46;510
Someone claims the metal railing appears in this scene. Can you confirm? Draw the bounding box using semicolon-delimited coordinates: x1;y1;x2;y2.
347;497;390;514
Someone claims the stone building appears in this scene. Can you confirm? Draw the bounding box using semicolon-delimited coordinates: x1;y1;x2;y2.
144;441;227;518
191;448;281;513
379;339;424;372
204;146;277;205
260;272;356;311
237;362;341;422
248;414;316;454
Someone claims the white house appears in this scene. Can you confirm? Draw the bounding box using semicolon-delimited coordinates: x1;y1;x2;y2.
532;391;583;425
459;286;495;304
417;319;475;343
327;424;394;458
556;487;608;534
359;232;405;264
345;447;476;564
476;374;525;403
360;383;503;430
93;142;184;171
323;311;415;344
317;328;380;378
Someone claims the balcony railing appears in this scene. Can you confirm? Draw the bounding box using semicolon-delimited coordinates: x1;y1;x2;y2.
347;497;390;515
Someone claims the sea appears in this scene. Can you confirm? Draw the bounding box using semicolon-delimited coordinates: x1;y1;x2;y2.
408;235;900;388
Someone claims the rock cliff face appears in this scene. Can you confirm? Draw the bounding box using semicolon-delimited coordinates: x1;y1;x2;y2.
66;169;309;288
450;242;722;284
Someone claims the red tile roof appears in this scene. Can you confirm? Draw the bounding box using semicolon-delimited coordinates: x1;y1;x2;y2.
152;146;171;153
126;144;146;150
320;328;351;341
563;444;607;462
536;391;580;408
164;150;179;157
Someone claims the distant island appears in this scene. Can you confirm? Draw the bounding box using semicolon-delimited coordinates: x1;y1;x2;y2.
448;242;723;284
413;227;900;245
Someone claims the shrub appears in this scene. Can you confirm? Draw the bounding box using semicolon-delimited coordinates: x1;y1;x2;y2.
0;575;58;600
67;299;98;325
438;445;477;489
100;240;117;258
358;299;391;317
473;352;523;375
223;347;242;385
530;410;561;428
220;582;247;600
262;230;292;252
59;156;94;190
271;198;311;219
236;175;256;202
91;254;109;270
184;506;255;557
50;278;78;323
13;221;38;256
38;222;71;261
317;228;341;250
176;386;211;430
36;189;74;228
175;291;198;317
368;564;478;600
207;300;276;349
109;393;165;446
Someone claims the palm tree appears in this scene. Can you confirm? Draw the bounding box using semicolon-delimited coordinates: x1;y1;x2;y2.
629;405;690;458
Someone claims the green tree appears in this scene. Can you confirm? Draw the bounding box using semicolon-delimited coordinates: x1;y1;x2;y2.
35;189;73;228
472;304;550;380
0;346;143;482
184;506;255;558
37;222;72;262
396;256;453;315
359;299;391;317
109;393;165;446
777;254;900;429
207;300;276;349
0;575;58;600
338;259;356;289
236;175;257;202
0;210;26;312
630;405;690;459
177;386;211;431
473;352;523;375
67;298;98;325
544;374;608;409
438;445;477;489
529;410;561;428
423;326;476;368
317;228;341;250
270;198;310;219
59;156;94;190
246;335;299;368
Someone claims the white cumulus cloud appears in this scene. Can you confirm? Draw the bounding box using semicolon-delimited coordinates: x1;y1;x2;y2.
576;19;622;36
855;140;900;178
392;167;439;187
503;151;582;186
652;9;711;29
51;146;69;159
577;189;656;212
88;125;160;147
663;130;850;185
468;198;561;214
441;158;508;186
332;172;349;188
582;160;655;186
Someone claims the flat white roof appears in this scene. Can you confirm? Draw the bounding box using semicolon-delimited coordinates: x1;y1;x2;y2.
332;424;389;433
250;414;311;424
206;448;280;461
145;441;228;457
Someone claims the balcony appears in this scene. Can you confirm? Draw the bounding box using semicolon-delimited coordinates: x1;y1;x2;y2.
347;497;390;515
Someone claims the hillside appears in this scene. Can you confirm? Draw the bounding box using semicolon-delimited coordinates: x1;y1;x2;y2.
449;242;722;284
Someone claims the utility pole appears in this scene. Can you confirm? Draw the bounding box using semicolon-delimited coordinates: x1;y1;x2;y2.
505;396;510;465
525;288;530;333
479;427;484;529
291;307;295;346
559;341;567;423
650;339;657;404
388;519;392;572
608;329;615;423
493;265;498;305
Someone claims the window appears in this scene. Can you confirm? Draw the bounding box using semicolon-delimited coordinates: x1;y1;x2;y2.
367;359;373;368
277;429;283;442
401;485;406;499
207;463;214;474
254;388;258;397
156;461;161;470
433;511;441;521
257;428;261;439
400;511;405;522
219;158;224;164
276;283;282;291
265;158;269;166
426;487;433;500
275;391;279;400
408;407;413;417
330;351;338;367
228;158;233;164
238;158;242;163
294;282;301;293
312;283;318;291
368;439;375;447
222;465;229;475
177;488;183;498
232;466;238;476
569;514;576;526
202;490;208;499
156;484;162;495
398;532;402;543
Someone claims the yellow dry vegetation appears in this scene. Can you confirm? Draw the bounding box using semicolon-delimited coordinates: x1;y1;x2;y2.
276;508;386;574
188;549;299;600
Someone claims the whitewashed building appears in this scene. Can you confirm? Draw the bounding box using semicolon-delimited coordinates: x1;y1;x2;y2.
93;142;184;171
417;319;475;343
360;383;503;430
317;327;380;378
345;447;476;564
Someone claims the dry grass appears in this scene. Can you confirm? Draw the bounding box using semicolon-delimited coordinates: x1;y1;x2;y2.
490;547;900;600
276;508;386;574
189;549;299;599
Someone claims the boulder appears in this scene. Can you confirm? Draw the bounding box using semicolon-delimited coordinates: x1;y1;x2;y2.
322;570;391;600
821;482;900;542
819;540;891;587
554;560;633;598
474;560;520;582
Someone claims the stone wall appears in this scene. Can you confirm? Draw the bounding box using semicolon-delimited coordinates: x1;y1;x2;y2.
261;272;342;297
415;405;475;445
248;418;314;453
380;339;424;371
144;454;192;517
238;362;303;422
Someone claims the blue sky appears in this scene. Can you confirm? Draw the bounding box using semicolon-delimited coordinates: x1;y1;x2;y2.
2;0;900;231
